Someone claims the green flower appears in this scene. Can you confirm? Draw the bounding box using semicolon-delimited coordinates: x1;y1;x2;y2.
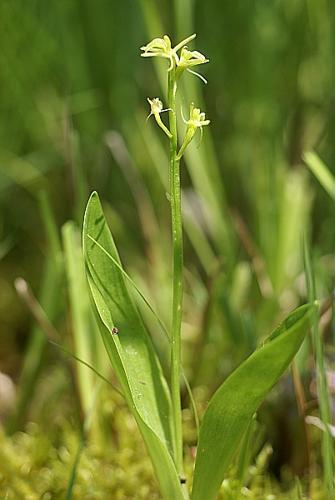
140;36;175;70
184;104;210;128
141;33;208;75
176;47;209;83
146;97;172;139
177;103;210;159
177;48;208;69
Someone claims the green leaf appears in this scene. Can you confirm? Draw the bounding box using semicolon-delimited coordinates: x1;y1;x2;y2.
83;192;184;500
304;150;335;200
63;221;97;417
191;303;316;500
303;237;335;495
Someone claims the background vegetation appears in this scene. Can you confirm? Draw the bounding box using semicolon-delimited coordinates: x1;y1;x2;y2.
0;0;334;498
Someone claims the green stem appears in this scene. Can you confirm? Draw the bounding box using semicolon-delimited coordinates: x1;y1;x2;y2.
168;67;184;475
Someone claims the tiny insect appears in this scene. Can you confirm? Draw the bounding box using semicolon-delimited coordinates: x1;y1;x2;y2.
112;327;119;335
180;477;186;485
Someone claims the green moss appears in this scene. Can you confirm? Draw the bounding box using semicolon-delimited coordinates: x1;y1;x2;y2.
0;391;160;499
1;388;326;499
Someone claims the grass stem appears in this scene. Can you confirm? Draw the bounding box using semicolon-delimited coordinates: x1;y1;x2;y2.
304;236;335;495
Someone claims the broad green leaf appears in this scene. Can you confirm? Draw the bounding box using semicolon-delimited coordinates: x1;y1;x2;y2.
83;192;184;500
192;303;316;500
304;150;335;200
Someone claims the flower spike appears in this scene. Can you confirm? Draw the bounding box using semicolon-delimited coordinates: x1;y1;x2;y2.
140;37;211;477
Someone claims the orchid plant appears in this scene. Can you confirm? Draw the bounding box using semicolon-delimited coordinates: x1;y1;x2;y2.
82;34;315;499
141;33;210;479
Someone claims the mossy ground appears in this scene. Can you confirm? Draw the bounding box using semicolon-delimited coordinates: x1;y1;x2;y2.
0;378;326;499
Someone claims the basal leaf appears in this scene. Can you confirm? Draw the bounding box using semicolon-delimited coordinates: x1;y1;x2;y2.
192;303;316;500
83;192;184;500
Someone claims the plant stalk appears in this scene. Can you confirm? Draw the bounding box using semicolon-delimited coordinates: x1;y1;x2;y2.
168;67;184;475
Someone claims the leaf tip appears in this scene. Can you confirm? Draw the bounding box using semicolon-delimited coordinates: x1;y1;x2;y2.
88;190;99;203
313;299;320;311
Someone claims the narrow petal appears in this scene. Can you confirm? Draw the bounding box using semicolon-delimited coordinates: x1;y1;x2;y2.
173;33;196;52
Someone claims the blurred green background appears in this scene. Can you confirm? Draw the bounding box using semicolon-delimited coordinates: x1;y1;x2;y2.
0;0;334;497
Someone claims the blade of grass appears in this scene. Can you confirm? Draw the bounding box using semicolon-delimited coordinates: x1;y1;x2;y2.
303;235;335;495
7;192;63;433
294;476;304;500
303;150;335;200
64;434;84;500
15;276;122;396
38;190;61;259
274;170;311;292
50;340;123;397
65;386;100;500
63;221;97;416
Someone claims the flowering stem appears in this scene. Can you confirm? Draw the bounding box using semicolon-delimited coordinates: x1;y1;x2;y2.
168;67;184;476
